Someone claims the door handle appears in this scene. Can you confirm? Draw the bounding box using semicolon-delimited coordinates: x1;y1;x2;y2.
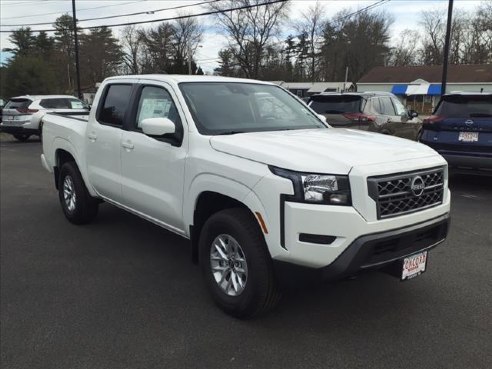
121;141;134;150
88;132;97;142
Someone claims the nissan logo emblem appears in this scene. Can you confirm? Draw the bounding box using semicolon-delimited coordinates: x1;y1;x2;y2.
411;176;425;197
465;119;474;126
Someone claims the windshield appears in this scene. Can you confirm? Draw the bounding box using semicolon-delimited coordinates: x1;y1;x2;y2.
435;95;492;118
179;82;326;135
309;95;362;114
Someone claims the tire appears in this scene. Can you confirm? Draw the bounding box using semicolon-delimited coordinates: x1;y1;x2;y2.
38;121;44;139
13;134;30;142
58;161;99;224
199;208;281;319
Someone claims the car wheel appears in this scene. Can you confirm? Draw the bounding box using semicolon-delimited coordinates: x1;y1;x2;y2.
58;162;99;224
13;134;30;142
199;208;281;319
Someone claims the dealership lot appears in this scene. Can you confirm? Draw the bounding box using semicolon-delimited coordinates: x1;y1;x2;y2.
1;137;491;369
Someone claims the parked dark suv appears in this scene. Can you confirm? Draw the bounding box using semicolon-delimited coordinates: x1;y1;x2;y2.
419;93;492;173
308;92;421;140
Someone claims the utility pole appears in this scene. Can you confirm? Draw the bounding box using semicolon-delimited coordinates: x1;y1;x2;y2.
343;66;349;93
188;44;192;75
441;0;454;96
72;0;82;99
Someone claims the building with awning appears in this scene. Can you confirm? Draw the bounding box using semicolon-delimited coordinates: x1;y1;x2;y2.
357;64;492;114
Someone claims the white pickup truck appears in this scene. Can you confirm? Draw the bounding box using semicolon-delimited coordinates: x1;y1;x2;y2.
41;75;450;318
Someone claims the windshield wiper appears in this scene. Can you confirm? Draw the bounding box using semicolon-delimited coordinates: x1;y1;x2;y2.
215;130;246;135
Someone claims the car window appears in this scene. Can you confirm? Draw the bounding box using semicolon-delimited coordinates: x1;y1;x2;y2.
309;95;362;114
391;98;407;116
180;82;324;135
435;95;492;118
136;86;181;128
256;93;294;120
40;98;72;109
365;98;381;115
98;84;132;126
5;98;32;109
69;99;87;109
380;97;396;116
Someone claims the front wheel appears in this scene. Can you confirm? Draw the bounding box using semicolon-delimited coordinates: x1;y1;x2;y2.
199;208;281;319
58;162;99;224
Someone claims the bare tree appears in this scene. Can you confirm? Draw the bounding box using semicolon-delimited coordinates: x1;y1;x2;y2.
210;0;289;78
419;10;445;65
120;25;142;74
293;1;326;81
172;12;204;73
388;30;420;66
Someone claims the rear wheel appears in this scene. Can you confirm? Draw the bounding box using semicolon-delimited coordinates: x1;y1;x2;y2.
58;162;99;224
199;208;281;319
13;134;30;142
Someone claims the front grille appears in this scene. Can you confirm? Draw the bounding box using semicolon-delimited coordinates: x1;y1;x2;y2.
368;167;445;219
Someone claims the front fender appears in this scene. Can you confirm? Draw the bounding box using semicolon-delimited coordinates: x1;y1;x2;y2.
184;173;269;235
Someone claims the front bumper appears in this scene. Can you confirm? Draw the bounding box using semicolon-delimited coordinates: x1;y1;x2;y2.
274;213;449;283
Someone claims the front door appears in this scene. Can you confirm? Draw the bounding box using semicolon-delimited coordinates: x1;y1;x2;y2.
86;83;134;203
120;83;187;233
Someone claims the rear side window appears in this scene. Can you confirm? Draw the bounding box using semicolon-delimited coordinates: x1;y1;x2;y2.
98;84;132;126
40;98;72;109
435;95;492;118
379;97;396;116
309;95;362;114
5;99;32;109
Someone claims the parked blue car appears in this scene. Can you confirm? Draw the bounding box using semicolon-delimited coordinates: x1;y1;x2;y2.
419;93;492;174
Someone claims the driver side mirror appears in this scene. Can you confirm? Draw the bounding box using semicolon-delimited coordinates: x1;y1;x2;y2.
408;110;418;118
141;117;175;137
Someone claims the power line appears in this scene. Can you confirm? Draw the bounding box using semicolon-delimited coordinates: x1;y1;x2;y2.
0;0;289;33
0;0;144;20
1;0;220;27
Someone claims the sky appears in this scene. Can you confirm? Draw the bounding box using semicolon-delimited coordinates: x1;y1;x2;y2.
0;0;485;72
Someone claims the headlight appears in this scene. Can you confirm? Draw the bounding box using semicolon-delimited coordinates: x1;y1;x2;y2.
270;167;351;206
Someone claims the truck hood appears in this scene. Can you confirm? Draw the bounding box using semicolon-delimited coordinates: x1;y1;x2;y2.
210;128;438;174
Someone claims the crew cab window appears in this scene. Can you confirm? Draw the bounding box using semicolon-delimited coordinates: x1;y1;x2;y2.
98;84;132;126
136;86;181;128
380;97;396;116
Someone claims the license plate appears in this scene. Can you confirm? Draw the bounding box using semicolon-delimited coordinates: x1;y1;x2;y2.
458;132;478;142
401;251;427;281
7;116;14;120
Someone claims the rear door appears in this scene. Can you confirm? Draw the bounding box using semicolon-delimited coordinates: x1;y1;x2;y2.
86;83;135;203
425;94;492;153
308;95;363;128
389;97;421;140
377;96;417;139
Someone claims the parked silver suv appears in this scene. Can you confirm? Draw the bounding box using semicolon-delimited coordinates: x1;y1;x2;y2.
308;92;422;140
0;95;89;141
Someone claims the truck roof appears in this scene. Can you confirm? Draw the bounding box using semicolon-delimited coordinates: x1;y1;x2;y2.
105;74;274;85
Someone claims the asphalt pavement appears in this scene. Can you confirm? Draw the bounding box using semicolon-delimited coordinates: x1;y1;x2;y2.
1;136;491;369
